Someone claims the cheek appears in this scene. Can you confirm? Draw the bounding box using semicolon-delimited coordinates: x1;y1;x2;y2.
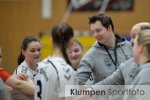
25;53;34;59
77;52;83;58
132;46;139;63
39;51;42;55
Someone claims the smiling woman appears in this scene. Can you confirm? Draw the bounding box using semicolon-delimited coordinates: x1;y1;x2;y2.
67;39;83;70
12;36;42;100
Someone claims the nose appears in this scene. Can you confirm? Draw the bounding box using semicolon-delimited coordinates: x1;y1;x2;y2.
35;50;41;55
71;51;76;55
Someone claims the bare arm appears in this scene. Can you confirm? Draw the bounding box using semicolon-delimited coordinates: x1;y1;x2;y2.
5;76;34;95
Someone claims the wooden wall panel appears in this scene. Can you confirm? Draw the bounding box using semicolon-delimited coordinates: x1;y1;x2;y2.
0;0;150;73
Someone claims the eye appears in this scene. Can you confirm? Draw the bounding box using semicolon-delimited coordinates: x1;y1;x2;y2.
74;49;79;52
131;34;136;39
96;29;101;33
30;49;36;52
37;48;41;52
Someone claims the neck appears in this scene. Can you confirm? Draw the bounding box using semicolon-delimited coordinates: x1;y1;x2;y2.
105;34;116;48
52;48;63;58
138;54;150;64
25;60;37;71
72;63;79;71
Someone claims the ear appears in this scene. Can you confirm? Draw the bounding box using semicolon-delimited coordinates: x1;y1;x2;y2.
138;45;144;54
108;25;112;31
22;49;25;56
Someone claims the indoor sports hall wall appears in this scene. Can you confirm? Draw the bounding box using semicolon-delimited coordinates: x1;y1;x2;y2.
0;0;150;73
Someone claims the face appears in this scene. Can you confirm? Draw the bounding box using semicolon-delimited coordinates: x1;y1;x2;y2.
130;27;140;46
90;21;111;44
22;41;42;65
132;36;140;63
67;41;83;69
0;48;2;66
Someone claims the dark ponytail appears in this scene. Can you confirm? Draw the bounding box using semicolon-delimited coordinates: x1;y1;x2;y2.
51;23;74;65
17;52;25;65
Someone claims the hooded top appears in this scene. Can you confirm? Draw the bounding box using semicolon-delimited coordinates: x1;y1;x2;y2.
76;35;132;85
0;78;8;100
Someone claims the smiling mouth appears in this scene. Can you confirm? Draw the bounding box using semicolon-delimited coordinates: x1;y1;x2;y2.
34;56;40;59
96;36;102;40
71;57;78;60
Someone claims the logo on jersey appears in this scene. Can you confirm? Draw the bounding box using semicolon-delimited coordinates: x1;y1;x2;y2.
63;68;71;80
104;57;112;66
129;68;139;79
39;68;48;81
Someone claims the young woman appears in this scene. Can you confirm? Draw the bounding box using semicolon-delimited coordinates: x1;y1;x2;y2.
67;40;94;85
35;23;78;100
12;36;42;100
124;29;150;100
14;36;42;82
67;39;83;70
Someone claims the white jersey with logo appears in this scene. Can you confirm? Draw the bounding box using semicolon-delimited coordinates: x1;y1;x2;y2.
13;61;37;83
12;61;37;100
34;56;78;100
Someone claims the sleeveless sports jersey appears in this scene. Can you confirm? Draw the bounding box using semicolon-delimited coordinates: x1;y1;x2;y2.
12;61;36;100
34;56;78;100
0;67;10;82
13;61;37;83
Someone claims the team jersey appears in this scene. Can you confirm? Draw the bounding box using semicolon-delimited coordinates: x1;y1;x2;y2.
0;67;10;82
12;61;36;100
34;56;78;100
13;61;37;83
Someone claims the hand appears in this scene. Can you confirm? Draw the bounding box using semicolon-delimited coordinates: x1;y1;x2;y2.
5;85;13;92
13;73;28;80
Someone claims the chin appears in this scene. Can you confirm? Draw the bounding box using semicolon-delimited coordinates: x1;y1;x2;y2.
34;59;40;63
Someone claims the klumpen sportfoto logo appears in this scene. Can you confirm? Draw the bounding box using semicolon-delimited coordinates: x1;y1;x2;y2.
65;85;150;100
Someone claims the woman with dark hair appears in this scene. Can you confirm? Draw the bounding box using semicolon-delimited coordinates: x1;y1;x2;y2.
12;36;42;100
14;36;42;82
35;23;78;100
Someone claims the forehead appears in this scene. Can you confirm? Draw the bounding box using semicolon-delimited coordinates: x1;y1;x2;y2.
90;21;103;28
72;41;81;48
131;28;140;35
68;40;81;49
27;41;41;48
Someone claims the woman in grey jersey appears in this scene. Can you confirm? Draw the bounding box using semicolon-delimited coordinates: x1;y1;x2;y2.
124;29;150;100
